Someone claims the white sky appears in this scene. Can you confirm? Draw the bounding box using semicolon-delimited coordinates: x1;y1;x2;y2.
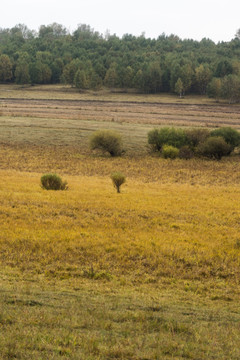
1;0;240;43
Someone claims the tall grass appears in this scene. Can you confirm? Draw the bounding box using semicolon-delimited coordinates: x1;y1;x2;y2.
1;167;240;359
1;86;240;358
0;168;240;281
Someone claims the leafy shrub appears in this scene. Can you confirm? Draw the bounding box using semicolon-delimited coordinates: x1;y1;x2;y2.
148;127;187;152
179;145;194;159
111;172;126;193
210;127;240;151
185;128;210;148
41;173;68;190
197;136;231;160
90;130;123;156
147;129;162;151
162;145;179;159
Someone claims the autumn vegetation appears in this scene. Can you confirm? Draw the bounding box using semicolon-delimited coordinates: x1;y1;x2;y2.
90;130;123;156
0;81;240;357
148;126;240;159
41;173;68;190
110;172;126;193
1;23;240;102
0;26;240;359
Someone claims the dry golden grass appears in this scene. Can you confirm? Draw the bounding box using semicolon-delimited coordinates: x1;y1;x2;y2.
1;85;240;359
1;165;240;282
1;144;240;185
1;163;240;359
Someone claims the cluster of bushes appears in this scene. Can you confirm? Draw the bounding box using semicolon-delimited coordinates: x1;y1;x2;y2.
40;132;127;193
40;126;240;191
88;126;240;160
148;126;240;160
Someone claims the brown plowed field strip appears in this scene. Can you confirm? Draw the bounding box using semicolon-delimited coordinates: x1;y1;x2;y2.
1;98;240;126
1;98;240;153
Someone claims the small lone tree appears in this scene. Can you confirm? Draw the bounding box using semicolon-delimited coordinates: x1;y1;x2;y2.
175;78;184;98
90;130;123;156
41;173;68;190
111;172;126;193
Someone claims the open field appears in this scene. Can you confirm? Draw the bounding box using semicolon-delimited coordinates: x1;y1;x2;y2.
0;84;229;103
1;169;240;359
1;84;240;156
1;85;240;359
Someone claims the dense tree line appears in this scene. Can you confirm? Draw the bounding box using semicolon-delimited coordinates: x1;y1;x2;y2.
1;23;240;100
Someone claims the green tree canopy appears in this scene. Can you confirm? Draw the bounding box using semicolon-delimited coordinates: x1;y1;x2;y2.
0;22;240;100
15;52;30;84
221;74;240;103
0;54;12;82
74;69;87;89
174;78;184;98
195;64;212;95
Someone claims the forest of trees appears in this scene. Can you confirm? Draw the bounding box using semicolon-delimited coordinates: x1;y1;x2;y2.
1;23;240;101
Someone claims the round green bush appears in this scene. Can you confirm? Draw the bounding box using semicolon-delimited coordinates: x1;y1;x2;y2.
210;127;240;151
162;145;179;159
197;136;231;160
111;172;126;193
41;173;68;190
90;130;123;156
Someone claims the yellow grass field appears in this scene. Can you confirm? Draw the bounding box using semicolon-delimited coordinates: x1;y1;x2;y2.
1;85;240;359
